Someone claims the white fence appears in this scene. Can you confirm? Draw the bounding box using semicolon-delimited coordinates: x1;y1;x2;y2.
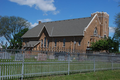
0;49;120;80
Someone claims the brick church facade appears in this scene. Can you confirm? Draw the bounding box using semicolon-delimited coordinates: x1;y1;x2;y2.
22;12;109;53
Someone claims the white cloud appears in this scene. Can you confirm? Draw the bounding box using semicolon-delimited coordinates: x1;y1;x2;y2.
9;0;59;14
29;18;52;28
38;19;52;22
53;10;60;15
29;22;38;29
109;27;116;33
43;13;48;16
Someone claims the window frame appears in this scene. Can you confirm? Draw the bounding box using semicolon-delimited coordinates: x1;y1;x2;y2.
55;39;57;47
88;41;90;46
41;39;43;47
94;27;97;35
44;37;46;47
104;34;106;38
63;38;65;47
78;39;81;46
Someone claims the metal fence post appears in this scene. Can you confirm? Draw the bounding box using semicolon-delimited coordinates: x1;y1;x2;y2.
68;54;70;75
94;55;95;72
21;52;24;80
111;56;113;70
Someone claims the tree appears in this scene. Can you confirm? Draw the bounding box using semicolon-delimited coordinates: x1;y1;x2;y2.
114;12;120;39
91;38;108;52
8;28;28;49
107;37;119;52
114;12;120;51
0;16;30;43
91;37;119;53
115;13;120;29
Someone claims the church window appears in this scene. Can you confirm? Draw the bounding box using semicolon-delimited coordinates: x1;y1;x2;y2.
94;27;97;35
55;39;57;47
63;38;65;46
44;37;46;47
41;39;43;47
78;40;81;46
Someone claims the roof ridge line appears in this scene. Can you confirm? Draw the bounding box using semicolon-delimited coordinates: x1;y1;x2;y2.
41;17;91;24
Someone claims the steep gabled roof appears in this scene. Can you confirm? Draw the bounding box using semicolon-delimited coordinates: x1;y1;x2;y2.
22;17;93;38
24;41;40;47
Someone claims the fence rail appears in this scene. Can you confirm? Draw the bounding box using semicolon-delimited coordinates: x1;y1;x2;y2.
0;49;120;80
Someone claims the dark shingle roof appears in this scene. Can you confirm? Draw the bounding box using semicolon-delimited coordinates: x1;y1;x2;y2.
24;41;40;47
22;17;93;38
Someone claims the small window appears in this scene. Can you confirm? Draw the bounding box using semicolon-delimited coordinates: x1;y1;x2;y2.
104;35;106;38
55;39;57;47
105;21;107;24
41;39;43;47
63;38;65;46
88;41;89;46
94;27;97;35
44;37;46;47
78;40;81;46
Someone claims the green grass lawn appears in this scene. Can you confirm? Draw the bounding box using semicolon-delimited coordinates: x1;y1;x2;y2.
23;70;120;80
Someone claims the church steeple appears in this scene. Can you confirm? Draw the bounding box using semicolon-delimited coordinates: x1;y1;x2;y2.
91;12;109;38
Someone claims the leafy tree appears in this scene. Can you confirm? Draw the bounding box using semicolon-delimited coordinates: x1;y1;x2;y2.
114;12;120;50
0;16;30;43
115;13;120;29
8;28;28;49
91;39;108;52
91;37;119;53
107;37;119;52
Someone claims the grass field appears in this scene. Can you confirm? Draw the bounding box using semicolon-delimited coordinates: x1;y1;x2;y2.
22;70;120;80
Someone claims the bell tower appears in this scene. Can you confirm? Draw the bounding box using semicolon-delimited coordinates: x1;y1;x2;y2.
91;12;109;38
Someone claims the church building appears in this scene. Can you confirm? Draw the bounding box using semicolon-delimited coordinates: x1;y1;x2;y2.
22;12;109;53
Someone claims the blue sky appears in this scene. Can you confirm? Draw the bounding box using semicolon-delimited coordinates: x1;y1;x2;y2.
0;0;120;45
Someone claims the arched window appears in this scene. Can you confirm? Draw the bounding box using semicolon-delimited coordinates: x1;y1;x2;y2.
78;39;81;46
94;27;97;35
63;38;65;47
88;41;89;46
55;39;57;47
44;37;46;47
41;39;43;47
104;35;106;38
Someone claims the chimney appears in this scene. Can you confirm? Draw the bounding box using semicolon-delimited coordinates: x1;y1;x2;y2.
38;21;41;24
